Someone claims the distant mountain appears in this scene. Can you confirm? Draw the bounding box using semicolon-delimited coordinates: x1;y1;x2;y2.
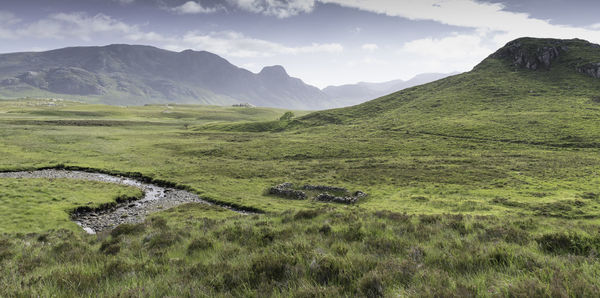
0;44;330;110
322;72;459;107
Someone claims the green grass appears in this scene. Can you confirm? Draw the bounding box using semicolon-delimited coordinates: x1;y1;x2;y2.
2;207;600;296
0;178;142;233
2;37;600;296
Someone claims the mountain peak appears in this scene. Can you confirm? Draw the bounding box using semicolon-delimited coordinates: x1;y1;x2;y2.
259;65;288;77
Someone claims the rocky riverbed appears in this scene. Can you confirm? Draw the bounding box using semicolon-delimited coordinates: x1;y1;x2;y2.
0;169;246;234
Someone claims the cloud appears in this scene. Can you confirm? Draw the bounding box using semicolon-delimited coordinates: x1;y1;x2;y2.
112;0;135;4
401;34;492;60
16;12;139;41
227;0;315;18
0;10;342;58
0;11;20;25
180;31;342;57
170;1;219;14
361;43;378;51
0;11;20;38
319;0;600;44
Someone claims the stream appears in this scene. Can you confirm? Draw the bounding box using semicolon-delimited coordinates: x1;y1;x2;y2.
0;169;246;234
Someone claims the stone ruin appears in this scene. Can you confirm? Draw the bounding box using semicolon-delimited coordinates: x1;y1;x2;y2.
315;191;367;205
267;182;367;204
268;182;307;200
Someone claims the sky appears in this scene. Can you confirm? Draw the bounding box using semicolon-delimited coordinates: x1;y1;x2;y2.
1;0;600;88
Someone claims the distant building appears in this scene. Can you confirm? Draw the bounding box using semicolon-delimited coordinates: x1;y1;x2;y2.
232;103;255;108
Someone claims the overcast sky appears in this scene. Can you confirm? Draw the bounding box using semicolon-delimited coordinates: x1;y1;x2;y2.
1;0;600;88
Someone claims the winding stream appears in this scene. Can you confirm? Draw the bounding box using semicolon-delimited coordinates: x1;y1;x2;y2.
0;169;246;234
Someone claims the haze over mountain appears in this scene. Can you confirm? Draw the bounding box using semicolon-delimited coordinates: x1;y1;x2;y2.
0;44;333;110
0;44;455;110
322;72;459;107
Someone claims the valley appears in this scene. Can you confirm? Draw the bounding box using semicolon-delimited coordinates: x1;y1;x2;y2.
2;37;600;296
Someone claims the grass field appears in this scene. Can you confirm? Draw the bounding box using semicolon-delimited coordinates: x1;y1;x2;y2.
0;178;142;233
2;38;600;296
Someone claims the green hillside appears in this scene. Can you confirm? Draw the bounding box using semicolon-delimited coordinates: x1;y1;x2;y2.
302;38;600;147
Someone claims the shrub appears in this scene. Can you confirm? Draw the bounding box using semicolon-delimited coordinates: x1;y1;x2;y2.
251;253;295;284
341;222;364;242
104;260;132;278
280;111;295;121
581;192;599;200
144;231;181;250
150;217;168;229
99;238;121;255
111;223;145;237
310;255;342;285
319;224;332;235
49;268;102;294
419;214;441;224
536;232;600;255
359;271;384;298
294;209;322;220
187;237;213;254
0;239;13;262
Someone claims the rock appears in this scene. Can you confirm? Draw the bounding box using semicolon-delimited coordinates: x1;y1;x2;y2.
268;182;307;200
577;62;600;79
315;192;363;205
491;40;567;70
302;184;348;193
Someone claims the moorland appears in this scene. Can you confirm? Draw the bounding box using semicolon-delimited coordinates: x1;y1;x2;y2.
2;37;600;296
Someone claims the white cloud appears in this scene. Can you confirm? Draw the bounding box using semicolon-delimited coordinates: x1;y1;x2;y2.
180;31;342;57
361;43;378;51
17;13;138;41
592;23;600;30
0;11;20;38
399;33;494;73
227;0;315;18
319;0;600;44
401;34;492;60
170;1;219;14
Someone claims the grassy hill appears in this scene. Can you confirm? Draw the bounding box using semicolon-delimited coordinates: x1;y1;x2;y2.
302;38;600;147
2;38;600;296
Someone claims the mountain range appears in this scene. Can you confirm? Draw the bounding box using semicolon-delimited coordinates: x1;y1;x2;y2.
0;44;451;110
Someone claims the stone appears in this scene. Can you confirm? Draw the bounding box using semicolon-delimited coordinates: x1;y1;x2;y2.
577;62;600;79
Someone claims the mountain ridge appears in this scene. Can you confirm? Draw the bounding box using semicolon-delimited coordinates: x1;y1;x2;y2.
0;44;330;109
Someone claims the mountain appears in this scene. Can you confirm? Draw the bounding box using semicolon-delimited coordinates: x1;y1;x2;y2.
322;73;458;107
301;37;600;147
0;44;330;109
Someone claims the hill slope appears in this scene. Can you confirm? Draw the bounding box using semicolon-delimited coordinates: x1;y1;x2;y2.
0;45;330;109
302;37;600;147
322;72;457;107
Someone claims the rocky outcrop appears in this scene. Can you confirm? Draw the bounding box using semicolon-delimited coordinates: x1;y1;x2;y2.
577;63;600;79
491;40;567;70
